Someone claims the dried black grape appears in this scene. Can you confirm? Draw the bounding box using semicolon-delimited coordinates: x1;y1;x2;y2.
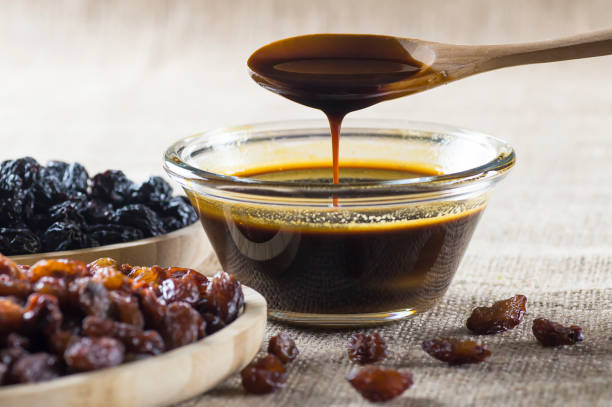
0;158;197;255
61;163;89;193
163;217;184;232
131;176;173;208
83;200;113;224
32;177;65;209
121;227;145;242
42;160;69;180
1;157;41;188
162;196;197;227
0;173;24;197
42;222;84;252
9;230;41;255
0;228;41;255
91;170;135;206
86;224;123;246
48;201;86;226
112;204;165;237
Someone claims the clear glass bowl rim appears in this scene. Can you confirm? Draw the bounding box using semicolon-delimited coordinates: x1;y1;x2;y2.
163;118;515;199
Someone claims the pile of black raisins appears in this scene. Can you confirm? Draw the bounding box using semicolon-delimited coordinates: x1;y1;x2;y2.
0;157;198;255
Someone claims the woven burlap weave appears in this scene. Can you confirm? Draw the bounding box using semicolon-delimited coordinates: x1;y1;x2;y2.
2;1;610;406
184;246;610;407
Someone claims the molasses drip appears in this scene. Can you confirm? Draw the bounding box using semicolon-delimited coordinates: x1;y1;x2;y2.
248;34;428;192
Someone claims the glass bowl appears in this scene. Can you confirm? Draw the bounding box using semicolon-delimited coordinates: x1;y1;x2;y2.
164;119;515;327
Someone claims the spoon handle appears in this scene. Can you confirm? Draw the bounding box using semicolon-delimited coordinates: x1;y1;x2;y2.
480;28;612;70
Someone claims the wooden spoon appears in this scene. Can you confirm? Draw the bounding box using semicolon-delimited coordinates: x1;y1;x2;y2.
248;29;612;110
412;27;612;93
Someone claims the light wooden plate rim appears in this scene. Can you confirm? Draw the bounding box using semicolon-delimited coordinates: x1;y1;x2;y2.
0;285;266;401
8;221;203;264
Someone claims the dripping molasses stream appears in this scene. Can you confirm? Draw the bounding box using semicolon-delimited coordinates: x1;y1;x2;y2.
248;31;612;202
247;34;426;204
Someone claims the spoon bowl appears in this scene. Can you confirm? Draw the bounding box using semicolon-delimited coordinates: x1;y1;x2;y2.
248;30;612;113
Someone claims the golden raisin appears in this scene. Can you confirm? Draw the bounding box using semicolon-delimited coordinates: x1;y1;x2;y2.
200;272;243;324
0;274;32;298
466;294;527;334
0;298;24;334
22;293;63;334
64;337;125;372
126;266;167;289
348;333;387;364
422;338;491;365
0;255;22;279
92;266;127;290
27;259;88;283
8;353;60;383
241;354;287;394
268;333;299;364
532;318;584;347
33;277;68;303
347;365;413;402
87;257;118;272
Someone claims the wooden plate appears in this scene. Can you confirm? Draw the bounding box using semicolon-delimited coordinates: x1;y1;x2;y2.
0;286;266;407
8;222;212;269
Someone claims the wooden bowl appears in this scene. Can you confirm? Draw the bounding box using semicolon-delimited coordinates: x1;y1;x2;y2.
8;222;212;268
0;286;267;407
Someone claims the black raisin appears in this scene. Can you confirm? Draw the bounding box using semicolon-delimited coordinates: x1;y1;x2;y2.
161;196;197;228
42;222;84;252
112;204;165;237
1;158;41;188
0;228;41;255
131;176;173;208
61;163;89;193
91;170;135;206
42;160;69;180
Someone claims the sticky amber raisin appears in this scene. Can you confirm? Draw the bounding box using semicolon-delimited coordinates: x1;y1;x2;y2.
22;293;63;334
33;276;68;303
0;347;26;368
4;333;30;350
348;333;387;364
83;316;165;355
201;312;225;335
126;266;167;290
161;277;199;305
134;285;166;329
422;338;491;365
92;267;127;291
161;302;203;349
64;337;125;372
200;272;243;323
68;278;110;317
109;291;144;328
268;333;299;364
0;255;21;279
347;365;413;402
241;354;288;394
466;294;527;335
27;259;88;283
0;275;32;298
8;353;60;383
87;257;118;272
48;330;80;356
532;318;584;347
